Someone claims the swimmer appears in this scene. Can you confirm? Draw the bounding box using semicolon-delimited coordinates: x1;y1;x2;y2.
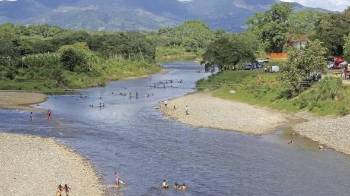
180;183;187;191
173;182;179;189
162;179;169;189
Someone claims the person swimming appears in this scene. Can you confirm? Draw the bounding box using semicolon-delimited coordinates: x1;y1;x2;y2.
173;182;179;189
180;183;187;191
162;179;169;189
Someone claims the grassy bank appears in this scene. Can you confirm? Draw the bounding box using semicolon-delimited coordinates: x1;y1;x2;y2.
0;58;160;93
156;47;202;63
197;70;350;116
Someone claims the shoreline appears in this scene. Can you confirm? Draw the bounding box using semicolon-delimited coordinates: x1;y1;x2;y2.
161;92;291;135
293;114;350;155
161;92;350;155
0;91;47;110
0;133;105;196
0;67;165;110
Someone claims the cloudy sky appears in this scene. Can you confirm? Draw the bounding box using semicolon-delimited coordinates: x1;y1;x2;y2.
282;0;350;11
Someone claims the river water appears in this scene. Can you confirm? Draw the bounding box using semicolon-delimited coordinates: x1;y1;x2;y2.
1;62;350;196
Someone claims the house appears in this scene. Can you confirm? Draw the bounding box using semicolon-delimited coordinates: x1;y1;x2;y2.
288;35;308;50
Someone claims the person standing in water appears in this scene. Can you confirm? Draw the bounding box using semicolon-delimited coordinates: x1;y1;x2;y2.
114;172;125;187
162;179;169;189
30;112;33;121
47;110;52;120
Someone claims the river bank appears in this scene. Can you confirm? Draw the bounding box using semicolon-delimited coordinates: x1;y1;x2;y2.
0;133;104;196
293;114;350;155
0;91;47;110
161;92;350;155
161;92;290;134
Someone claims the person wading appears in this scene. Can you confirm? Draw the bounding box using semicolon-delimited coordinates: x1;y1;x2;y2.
47;110;52;120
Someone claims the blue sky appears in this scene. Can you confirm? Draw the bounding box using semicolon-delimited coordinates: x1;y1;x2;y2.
281;0;350;11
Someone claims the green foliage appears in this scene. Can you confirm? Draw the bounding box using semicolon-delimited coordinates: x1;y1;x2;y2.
0;23;159;91
155;21;216;53
89;32;156;62
281;40;327;97
202;34;256;72
22;53;60;68
248;3;292;53
288;11;324;36
156;46;202;62
60;47;87;72
314;10;350;56
198;71;350;116
343;33;350;61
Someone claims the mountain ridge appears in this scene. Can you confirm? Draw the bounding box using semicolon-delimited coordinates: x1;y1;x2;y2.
0;0;317;31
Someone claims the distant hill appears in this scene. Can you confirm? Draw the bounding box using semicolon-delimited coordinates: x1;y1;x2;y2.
0;0;318;31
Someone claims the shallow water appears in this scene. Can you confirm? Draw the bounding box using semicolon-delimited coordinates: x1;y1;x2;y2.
1;62;350;196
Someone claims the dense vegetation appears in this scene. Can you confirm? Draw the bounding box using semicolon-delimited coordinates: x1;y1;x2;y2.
198;3;350;116
0;24;160;92
150;21;219;62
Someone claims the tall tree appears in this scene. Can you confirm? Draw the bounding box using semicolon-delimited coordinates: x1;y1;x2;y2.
281;39;327;97
248;3;292;53
314;9;350;56
202;35;255;72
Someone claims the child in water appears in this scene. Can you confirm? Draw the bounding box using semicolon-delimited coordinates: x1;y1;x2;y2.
162;180;169;189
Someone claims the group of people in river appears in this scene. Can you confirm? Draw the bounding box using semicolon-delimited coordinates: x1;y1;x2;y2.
56;184;71;196
162;179;188;191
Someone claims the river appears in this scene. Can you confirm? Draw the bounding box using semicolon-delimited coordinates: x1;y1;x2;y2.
1;62;350;196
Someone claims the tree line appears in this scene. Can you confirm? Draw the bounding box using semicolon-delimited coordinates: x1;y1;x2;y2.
201;2;350;97
0;23;158;90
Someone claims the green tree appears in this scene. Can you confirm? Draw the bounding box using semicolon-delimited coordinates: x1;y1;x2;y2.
156;21;215;52
282;39;327;97
314;10;350;56
248;3;292;53
202;35;255;72
60;47;86;72
343;33;350;61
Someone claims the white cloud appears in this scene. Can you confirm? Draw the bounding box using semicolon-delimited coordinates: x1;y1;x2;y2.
282;0;350;11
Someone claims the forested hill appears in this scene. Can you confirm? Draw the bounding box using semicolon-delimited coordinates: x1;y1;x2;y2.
0;0;309;32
